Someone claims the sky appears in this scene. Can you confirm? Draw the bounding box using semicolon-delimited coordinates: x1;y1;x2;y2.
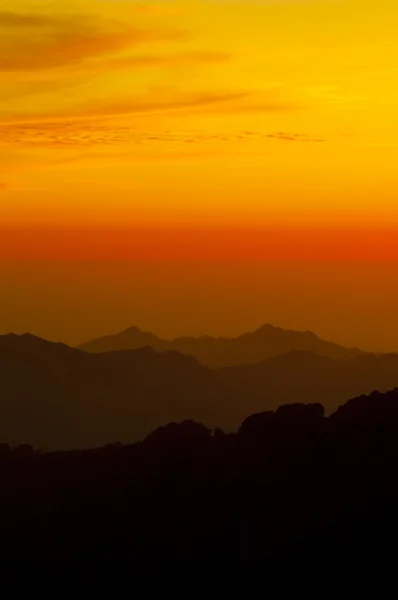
1;0;398;349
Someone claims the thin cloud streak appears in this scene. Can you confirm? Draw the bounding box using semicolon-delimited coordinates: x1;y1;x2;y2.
0;121;326;148
0;6;191;72
0;90;268;123
101;50;232;69
0;29;189;72
0;11;78;28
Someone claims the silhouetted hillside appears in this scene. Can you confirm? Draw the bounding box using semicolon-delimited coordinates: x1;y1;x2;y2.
0;389;398;591
217;350;398;417
0;334;397;449
79;323;365;367
0;333;221;449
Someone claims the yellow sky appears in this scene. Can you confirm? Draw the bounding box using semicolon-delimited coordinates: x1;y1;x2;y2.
1;0;398;231
2;1;398;348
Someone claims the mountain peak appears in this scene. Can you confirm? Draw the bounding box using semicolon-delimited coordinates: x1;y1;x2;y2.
251;324;318;338
116;325;160;340
79;323;365;367
255;323;279;332
123;325;144;334
0;332;55;345
0;332;73;355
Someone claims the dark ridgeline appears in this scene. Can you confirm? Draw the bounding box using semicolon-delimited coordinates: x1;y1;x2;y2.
0;333;221;449
0;389;398;592
1;333;398;449
78;323;365;367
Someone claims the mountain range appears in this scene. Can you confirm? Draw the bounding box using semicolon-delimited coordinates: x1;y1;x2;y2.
78;323;365;367
1;331;398;449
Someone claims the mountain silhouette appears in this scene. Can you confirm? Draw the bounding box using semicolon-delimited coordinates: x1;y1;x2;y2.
0;333;221;449
1;333;398;450
218;350;398;419
1;388;398;590
78;323;365;367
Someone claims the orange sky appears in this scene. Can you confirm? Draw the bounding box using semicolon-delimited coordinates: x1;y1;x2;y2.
1;0;398;348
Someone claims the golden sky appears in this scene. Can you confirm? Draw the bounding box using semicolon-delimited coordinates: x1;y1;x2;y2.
1;0;398;346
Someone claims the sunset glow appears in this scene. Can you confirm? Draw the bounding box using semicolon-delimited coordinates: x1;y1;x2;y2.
1;0;398;347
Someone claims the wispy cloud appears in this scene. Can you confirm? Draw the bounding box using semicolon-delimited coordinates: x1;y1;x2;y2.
0;120;326;149
76;90;253;118
0;89;261;123
0;28;188;72
0;2;317;184
0;11;74;28
100;50;232;70
0;7;190;72
266;132;325;142
0;5;241;125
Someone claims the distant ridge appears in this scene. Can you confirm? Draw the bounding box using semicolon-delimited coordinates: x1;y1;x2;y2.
0;333;397;449
0;333;217;450
78;323;366;367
